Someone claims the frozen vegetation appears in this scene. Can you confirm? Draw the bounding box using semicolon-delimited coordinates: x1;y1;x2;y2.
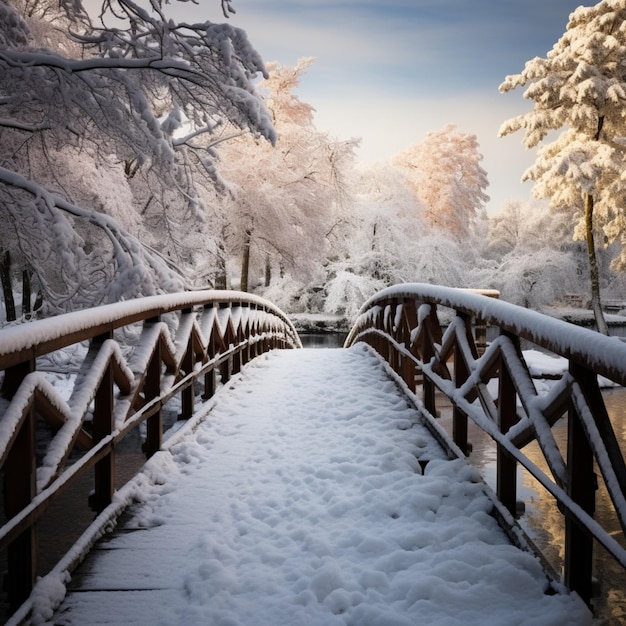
0;1;625;327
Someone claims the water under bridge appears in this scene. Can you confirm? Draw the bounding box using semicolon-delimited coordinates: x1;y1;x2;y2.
0;285;625;624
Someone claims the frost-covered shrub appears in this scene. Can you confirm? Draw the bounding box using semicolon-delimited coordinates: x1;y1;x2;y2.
258;274;313;314
323;269;386;321
486;249;584;308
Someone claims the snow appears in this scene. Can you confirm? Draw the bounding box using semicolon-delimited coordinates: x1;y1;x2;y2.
0;290;301;358
351;283;626;387
523;348;568;378
37;346;591;625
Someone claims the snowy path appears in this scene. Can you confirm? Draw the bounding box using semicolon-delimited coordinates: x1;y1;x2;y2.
49;346;590;625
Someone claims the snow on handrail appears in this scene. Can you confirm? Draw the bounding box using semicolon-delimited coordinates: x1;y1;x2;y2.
346;283;626;607
0;289;302;366
349;283;626;386
0;290;301;615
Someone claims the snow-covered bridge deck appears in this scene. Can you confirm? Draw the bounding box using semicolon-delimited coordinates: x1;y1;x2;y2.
47;347;589;625
3;285;626;624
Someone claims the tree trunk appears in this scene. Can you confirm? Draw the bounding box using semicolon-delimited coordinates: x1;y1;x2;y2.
213;269;227;290
22;269;32;319
0;250;16;322
33;290;43;314
240;229;252;293
584;193;609;335
213;242;228;290
264;255;271;288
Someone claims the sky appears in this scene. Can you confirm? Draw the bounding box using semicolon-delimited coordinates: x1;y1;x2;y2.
208;0;586;214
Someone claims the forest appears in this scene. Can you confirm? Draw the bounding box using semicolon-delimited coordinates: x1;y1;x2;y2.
1;0;625;326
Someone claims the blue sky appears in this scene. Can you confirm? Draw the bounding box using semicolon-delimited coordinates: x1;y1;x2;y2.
217;1;585;213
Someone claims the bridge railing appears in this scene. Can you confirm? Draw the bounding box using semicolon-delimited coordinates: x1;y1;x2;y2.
0;290;301;615
345;283;626;607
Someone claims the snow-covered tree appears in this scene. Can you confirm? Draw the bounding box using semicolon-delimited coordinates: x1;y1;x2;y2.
323;161;475;319
499;0;626;334
216;59;357;293
486;199;575;257
391;124;490;241
323;162;420;299
477;248;585;309
0;0;273;313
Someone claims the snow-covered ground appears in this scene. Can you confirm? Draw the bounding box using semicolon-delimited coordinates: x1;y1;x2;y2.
40;346;591;625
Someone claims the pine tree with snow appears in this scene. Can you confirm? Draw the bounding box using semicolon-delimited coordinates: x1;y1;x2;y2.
499;0;626;334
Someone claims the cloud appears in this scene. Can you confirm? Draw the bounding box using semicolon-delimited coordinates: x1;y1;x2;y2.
232;0;583;94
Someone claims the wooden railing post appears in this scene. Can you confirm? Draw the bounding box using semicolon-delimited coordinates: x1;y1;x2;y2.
241;303;251;366
232;333;242;376
249;305;258;360
452;314;471;455
218;303;231;384
180;309;194;421
497;333;518;517
564;363;596;607
203;368;216;401
202;304;217;399
2;359;37;613
388;300;396;370
220;353;231;384
91;332;115;512
421;305;438;417
475;317;488;356
231;304;243;375
144;317;162;457
400;299;417;392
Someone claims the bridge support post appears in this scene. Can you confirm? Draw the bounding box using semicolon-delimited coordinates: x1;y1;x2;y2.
564;363;596;607
2;359;37;613
92;332;115;513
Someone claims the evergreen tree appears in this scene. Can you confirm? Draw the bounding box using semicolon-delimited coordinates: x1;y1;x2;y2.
499;0;626;334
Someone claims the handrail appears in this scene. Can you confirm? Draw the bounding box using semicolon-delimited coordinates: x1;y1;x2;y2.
345;283;626;608
0;290;301;616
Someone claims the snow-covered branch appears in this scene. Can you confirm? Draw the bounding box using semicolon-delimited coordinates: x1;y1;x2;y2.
0;50;194;73
0;165;185;307
0;0;280;311
0;118;51;132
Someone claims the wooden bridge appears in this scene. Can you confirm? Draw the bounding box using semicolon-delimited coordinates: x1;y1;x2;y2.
0;285;625;624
